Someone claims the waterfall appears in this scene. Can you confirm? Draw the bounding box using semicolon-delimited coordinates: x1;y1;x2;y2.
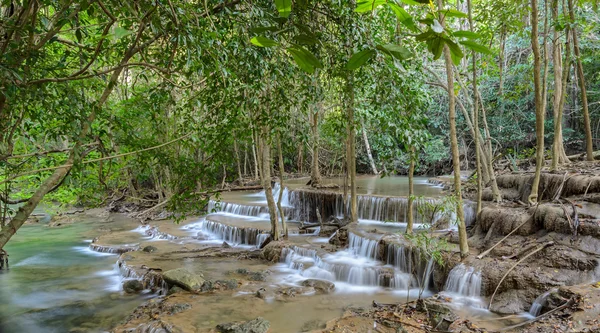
385;243;433;290
206;200;269;217
348;232;380;260
444;264;482;297
194;219;264;247
529;289;555;317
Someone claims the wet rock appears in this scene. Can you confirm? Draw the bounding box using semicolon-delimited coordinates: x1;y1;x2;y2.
222;241;232;248
201;279;239;292
168;286;185;295
260;241;287;262
162;268;205;291
142;245;158;253
319;226;338;237
255;287;275;300
123;279;144;293
489;290;530;314
301;279;335;294
216;317;270;333
300;319;325;332
329;226;349;247
169;303;191;315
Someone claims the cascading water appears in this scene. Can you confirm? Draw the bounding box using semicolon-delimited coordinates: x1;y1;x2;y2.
348;232;380;260
187;219;268;247
528;289;555;317
443;264;484;307
444;264;482;297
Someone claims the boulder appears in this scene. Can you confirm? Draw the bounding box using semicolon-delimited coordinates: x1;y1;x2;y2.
123;280;144;294
162;268;205;291
216;317;270;333
168;286;185;295
142;245;158;253
260;241;287;262
301;279;335;294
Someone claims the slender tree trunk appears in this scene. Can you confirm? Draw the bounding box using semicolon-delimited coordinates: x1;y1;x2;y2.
567;0;594;160
310;109;322;186
252;129;259;180
551;0;570;169
346;73;358;223
276;135;288;238
438;0;468;257
529;0;545;205
234;139;243;183
467;0;483;214
260;129;279;240
406;146;415;234
361;121;378;175
498;26;507;114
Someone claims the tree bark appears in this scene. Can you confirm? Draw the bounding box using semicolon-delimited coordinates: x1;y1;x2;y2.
346;73;358;223
310;108;322;186
406;146;415;234
276;135;288;238
252;129;260;180
361;120;378;175
438;0;468;257
529;0;545;205
567;0;594;160
233;138;243;183
551;0;570;169
260;129;279;240
468;0;482;213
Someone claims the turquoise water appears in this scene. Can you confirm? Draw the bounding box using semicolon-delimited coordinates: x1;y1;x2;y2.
0;217;149;333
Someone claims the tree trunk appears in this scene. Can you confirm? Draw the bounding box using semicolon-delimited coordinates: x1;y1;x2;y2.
551;0;570;169
567;0;594;160
467;0;483;214
529;0;545;205
310;109;322;186
252;129;259;180
361;120;378;175
260;129;279;241
234;139;243;183
438;0;468;257
406;146;415;234
346;73;358;223
0;48;132;249
276;135;288;238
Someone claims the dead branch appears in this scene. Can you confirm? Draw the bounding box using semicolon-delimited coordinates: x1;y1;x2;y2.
488;241;554;309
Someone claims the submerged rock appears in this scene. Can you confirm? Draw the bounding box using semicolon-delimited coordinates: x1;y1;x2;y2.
123;279;144;294
216;317;270;333
162;268;205;291
142;245;158;253
301;279;335;294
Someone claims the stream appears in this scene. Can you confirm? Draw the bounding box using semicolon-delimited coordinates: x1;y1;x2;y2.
0;176;523;332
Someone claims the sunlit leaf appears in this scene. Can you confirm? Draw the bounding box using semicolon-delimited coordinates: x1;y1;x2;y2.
274;0;292;18
453;30;480;39
355;0;387;13
440;8;468;18
387;3;418;31
460;40;493;54
114;27;133;39
250;36;279;47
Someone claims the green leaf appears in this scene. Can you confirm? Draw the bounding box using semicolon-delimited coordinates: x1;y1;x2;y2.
415;30;433;42
75;29;83;43
453;30;480;39
114;27;133;39
294;34;318;45
249;26;279;34
426;37;443;60
401;0;430;4
441;9;468;18
387;3;418;31
274;0;292;18
346;49;376;70
459;40;493;54
355;0;387;13
250;36;279;47
377;44;414;60
286;46;323;73
444;38;463;65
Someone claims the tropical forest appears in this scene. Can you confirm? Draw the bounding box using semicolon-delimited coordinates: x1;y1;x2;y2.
1;0;600;332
